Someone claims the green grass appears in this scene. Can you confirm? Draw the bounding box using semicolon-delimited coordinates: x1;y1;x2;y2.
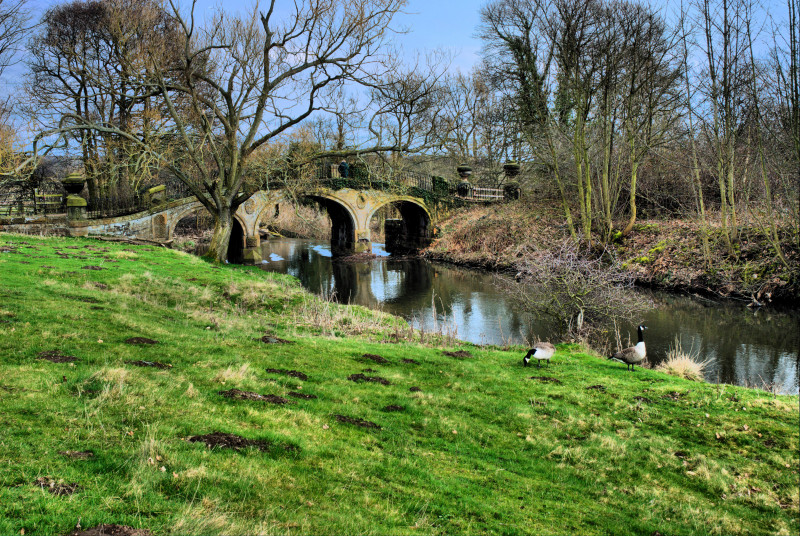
1;233;798;535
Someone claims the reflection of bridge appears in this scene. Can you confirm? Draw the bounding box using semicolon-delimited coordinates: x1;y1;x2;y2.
67;186;443;262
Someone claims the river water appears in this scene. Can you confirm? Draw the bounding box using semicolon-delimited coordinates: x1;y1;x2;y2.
259;238;800;395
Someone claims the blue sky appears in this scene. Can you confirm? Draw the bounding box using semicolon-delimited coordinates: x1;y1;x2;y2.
3;0;793;137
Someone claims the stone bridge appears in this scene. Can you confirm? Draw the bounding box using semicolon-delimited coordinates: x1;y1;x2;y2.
67;187;441;263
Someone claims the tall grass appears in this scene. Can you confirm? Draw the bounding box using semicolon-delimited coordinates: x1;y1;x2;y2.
657;336;714;381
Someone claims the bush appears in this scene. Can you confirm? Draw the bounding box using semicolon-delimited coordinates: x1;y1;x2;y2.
498;240;650;342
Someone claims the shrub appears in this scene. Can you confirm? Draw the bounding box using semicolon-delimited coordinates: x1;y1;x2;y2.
499;240;650;342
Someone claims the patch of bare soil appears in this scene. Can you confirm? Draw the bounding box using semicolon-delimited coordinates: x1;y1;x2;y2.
409;386;421;392
442;350;472;359
661;391;689;401
60;450;94;460
38;350;77;363
401;358;420;365
265;368;308;380
362;353;389;364
673;450;690;459
81;265;105;271
218;389;289;404
334;414;381;429
67;295;99;303
287;391;317;400
256;335;294;344
348;373;391;385
187;432;273;451
124;337;159;345
586;384;607;392
529;376;562;384
93;283;109;290
126;360;172;369
34;477;80;496
67;524;152;536
382;405;404;412
633;396;653;404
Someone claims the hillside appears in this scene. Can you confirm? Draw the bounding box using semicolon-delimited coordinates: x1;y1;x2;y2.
0;233;798;535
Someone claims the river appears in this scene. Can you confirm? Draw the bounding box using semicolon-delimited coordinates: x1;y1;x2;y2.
258;237;800;395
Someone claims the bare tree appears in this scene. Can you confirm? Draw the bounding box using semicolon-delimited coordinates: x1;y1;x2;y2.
32;0;445;262
26;0;185;200
0;0;28;77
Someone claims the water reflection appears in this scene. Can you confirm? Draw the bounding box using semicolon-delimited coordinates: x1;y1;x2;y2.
260;238;799;394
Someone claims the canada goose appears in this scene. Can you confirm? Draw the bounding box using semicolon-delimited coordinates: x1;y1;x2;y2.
523;342;555;367
610;325;647;371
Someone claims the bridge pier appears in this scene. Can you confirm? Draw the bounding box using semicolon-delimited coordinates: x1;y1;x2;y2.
242;235;262;265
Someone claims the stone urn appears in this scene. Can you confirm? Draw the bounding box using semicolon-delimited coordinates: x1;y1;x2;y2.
456;165;473;197
61;172;86;195
503;162;520;178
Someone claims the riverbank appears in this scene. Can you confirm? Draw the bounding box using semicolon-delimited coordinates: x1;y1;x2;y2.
1;233;798;535
423;200;800;304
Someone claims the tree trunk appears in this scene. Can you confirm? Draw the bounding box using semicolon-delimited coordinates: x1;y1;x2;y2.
204;207;234;263
621;157;639;236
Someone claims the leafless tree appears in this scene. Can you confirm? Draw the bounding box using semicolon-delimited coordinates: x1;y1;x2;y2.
27;0;447;262
0;0;28;77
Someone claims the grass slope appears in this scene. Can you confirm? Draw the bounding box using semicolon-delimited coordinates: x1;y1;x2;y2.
1;233;798;536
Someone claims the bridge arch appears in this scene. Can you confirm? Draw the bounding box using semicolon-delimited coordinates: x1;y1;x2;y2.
167;201;207;240
300;193;359;256
167;201;249;262
367;197;432;255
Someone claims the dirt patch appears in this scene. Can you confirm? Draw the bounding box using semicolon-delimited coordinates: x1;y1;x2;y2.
673;450;689;459
409;386;422;392
287;391;317;400
256;335;294;344
661;391;689;401
586;384;607;392
60;450;94;460
93;283;109;290
362;353;389;364
529;376;562;384
124;337;159;345
633;396;653;404
442;350;473;359
348;373;391;385
34;477;80;496
187;432;273;451
218;389;289;404
81;265;105;271
66;525;152;536
334;414;381;429
38;350;77;363
401;358;420;365
126;360;172;369
382;405;404;412
265;368;308;381
362;368;376;373
73;296;100;303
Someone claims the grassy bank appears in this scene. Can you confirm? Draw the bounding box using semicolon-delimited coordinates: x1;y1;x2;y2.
1;233;798;535
425;201;799;303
